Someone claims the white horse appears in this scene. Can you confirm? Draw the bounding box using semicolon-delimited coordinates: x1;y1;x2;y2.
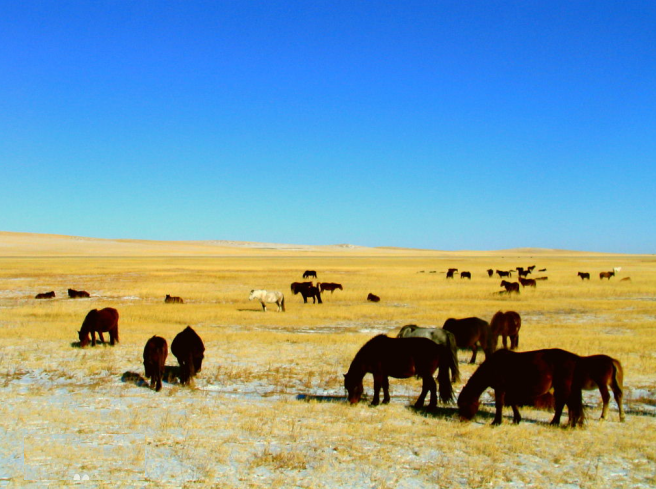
249;289;285;312
397;324;460;383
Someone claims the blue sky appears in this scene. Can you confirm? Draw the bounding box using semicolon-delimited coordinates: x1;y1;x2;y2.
1;2;655;253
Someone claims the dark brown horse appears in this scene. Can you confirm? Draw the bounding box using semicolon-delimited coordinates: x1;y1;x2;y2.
291;282;322;303
143;336;168;392
500;280;520;294
490;311;521;350
318;282;343;293
496;270;512;278
343;335;455;408
519;278;536;288
68;288;90;298
487;269;494;277
458;348;585;426
165;294;184;304
446;268;458;279
460;271;471;280
577;272;590;280
35;291;55;299
442;317;494;364
600;271;615;280
579;354;625;421
78;307;119;347
366;293;380;302
171;326;205;385
303;270;317;279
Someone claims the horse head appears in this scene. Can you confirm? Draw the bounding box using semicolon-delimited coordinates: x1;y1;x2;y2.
343;372;364;404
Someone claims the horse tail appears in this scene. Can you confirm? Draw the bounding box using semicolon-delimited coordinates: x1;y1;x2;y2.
281;296;286;312
445;332;460;383
437;344;455;403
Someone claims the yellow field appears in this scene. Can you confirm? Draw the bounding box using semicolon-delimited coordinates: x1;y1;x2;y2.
1;233;655;487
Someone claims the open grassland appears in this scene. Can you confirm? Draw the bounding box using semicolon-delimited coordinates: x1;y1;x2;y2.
1;234;655;487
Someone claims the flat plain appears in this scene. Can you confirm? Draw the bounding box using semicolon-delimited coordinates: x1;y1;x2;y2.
0;232;655;488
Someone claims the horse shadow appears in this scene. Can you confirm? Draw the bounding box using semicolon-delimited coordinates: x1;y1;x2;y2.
296;394;347;403
121;366;182;389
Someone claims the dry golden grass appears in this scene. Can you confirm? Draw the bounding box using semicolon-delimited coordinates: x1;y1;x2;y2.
0;233;655;487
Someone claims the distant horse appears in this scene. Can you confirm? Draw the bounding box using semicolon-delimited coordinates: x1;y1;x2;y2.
490;311;521;350
318;282;343;293
620;277;631;282
442;317;494;364
78;307;119;347
35;291;55;299
496;270;512;278
458;348;585;426
500;280;520;294
460;271;471;280
539;268;547;272
143;336;168;392
249;289;285;312
171;326;205;385
600;271;615;280
303;270;318;279
613;267;622;274
578;272;590;280
535;277;548;281
518;269;531;278
487;269;494;277
396;325;460;382
519;278;536;288
367;293;380;302
68;288;90;298
579;354;625;421
527;265;536;272
165;294;184;304
446;269;457;279
290;282;322;304
343;335;456;408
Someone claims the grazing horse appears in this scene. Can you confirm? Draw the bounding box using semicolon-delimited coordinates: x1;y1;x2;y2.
600;271;615;280
303;270;317;279
490;311;521;350
343;335;456;408
458;348;585;426
442;317;494;364
35;291;55;299
578;272;590;280
496;270;512;278
487;269;494;277
318;282;343;293
367;293;380;302
446;269;457;279
78;307;119;347
68;288;90;298
396;325;460;382
290;282;322;304
517;269;531;278
249;289;285;312
165;294;184;304
519;278;536;288
171;326;205;385
500;280;520;294
460;271;471;280
143;336;168;392
579;355;625;421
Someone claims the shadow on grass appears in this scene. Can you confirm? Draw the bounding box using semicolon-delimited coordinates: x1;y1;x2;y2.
296;394;347;403
121;366;182;389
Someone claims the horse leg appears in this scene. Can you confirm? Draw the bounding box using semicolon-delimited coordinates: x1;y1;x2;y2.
469;345;477;364
382;376;391;404
511;405;522;424
91;331;97;347
502;335;509;349
416;375;437;409
598;384;611;420
372;375;383;405
611;381;625;422
492;390;505;425
260;301;267;312
98;332;105;344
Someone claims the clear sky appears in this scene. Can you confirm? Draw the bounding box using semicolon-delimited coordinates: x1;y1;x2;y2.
1;2;655;253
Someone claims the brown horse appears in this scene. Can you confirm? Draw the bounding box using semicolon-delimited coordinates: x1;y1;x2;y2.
519;278;536;288
68;288;90;298
165;294;184;304
496;270;512;278
460;271;471;280
318;282;343;293
78;307;119;347
490;311;521;350
579;354;625;421
303;270;317;279
600;271;615;280
442;317;494;364
487;269;494;277
366;293;380;302
458;348;585;426
343;335;455;408
35;291;55;299
291;282;322;303
578;272;590;280
500;280;520;294
143;336;168;392
171;326;205;385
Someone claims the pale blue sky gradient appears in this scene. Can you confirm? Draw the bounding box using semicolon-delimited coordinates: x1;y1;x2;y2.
1;2;655;252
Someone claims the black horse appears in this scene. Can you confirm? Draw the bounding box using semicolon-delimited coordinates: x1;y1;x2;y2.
143;336;168;392
290;282;322;304
171;326;205;385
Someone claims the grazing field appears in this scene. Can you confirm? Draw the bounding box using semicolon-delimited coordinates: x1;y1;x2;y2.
1;233;655;488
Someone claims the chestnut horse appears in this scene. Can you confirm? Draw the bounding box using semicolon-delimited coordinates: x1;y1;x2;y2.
143;336;168;392
35;291;55;299
500;280;520;294
490;311;521;350
458;348;585;426
78;307;119;347
600;271;615;280
442;317;494;364
396;325;460;382
344;335;455;408
318;282;343;293
367;293;380;302
579;354;625;421
519;278;536;288
171;326;205;385
68;288;90;298
165;294;184;304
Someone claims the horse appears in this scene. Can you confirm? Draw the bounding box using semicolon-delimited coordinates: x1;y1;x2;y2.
620;277;631;282
396;325;460;382
496;270;512;278
367;293;380;302
68;288;90;298
535;276;548;281
519;278;536;288
290;282;322;304
303;270;317;279
171;326;205;385
577;272;590;280
343;335;456;408
318;282;343;293
527;265;536;272
442;317;494;364
518;269;531;278
165;294;184;304
613;267;622;274
458;348;585;427
143;336;168;392
487;269;494;277
500;280;520;294
249;289;285;311
446;268;458;279
78;307;119;347
579;354;625;421
35;291;55;299
460;271;471;280
490;311;521;350
600;271;615;280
